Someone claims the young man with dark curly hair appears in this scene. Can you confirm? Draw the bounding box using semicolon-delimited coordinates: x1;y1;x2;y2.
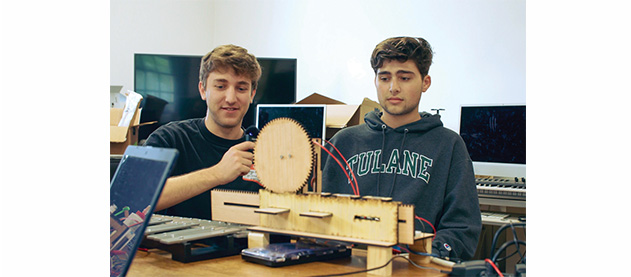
322;37;481;260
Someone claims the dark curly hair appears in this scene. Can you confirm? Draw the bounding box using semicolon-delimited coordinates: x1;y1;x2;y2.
370;37;434;77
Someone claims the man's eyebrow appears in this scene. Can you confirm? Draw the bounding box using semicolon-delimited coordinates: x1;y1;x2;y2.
377;70;415;75
211;78;249;84
395;70;416;75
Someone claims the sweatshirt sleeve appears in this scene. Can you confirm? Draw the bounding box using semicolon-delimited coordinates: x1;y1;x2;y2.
431;143;482;260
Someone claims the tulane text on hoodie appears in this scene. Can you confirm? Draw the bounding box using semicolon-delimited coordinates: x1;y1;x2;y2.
322;110;482;260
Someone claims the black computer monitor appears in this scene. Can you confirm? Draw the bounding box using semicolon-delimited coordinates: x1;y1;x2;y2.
459;104;526;177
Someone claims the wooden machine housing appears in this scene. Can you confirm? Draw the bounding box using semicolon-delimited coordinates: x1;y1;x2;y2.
210;136;434;276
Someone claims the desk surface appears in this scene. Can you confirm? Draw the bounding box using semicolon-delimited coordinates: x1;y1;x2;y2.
128;248;449;276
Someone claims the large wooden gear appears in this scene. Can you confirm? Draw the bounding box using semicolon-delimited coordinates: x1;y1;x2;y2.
253;118;314;193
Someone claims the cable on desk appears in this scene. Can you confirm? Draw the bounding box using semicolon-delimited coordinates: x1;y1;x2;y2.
308;254;447;277
402;244;439;257
396;255;449;273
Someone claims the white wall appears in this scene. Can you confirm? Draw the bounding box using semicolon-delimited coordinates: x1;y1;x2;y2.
111;0;525;133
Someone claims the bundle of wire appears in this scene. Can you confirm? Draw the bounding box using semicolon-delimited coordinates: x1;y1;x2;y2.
490;223;526;264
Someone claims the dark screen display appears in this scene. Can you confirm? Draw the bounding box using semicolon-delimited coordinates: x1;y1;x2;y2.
257;105;325;140
459;105;526;164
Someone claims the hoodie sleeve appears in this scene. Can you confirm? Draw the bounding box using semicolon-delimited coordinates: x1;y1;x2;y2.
431;142;482;260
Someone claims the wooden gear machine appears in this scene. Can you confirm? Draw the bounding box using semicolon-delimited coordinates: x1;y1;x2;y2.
211;118;434;276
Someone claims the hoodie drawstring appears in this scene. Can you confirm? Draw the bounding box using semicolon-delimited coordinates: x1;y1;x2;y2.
377;124;387;196
388;128;409;197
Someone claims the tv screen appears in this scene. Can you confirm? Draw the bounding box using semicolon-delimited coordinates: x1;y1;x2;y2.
459;105;526;164
134;54;297;141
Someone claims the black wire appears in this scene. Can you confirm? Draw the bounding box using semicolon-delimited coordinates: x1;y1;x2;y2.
403;244;439;257
509;224;524;262
396;255;450;273
491;240;526;263
502;251;526;265
308;255;445;277
490;223;526;258
495;247;524;263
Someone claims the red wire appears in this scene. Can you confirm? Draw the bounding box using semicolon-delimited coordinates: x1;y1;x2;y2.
415;215;436;240
313;141;357;195
324;139;360;195
485;259;504;277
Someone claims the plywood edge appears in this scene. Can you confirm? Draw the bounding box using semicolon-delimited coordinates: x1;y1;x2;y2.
398;204;415;245
247;226;397;247
254;208;290;214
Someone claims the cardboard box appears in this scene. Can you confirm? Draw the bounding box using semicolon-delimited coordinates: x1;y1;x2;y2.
296;93;381;139
110;102;144;154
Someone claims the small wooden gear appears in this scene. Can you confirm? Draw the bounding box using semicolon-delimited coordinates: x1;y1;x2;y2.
253;118;314;193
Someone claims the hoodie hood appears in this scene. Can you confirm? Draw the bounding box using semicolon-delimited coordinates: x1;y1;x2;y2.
364;110;443;133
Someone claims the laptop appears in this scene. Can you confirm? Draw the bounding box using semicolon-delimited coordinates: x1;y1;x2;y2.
110;145;178;277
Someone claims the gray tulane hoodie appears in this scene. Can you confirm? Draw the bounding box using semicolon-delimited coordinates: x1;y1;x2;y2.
322;110;482;260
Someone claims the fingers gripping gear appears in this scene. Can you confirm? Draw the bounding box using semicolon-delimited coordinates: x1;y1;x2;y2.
253;118;314;193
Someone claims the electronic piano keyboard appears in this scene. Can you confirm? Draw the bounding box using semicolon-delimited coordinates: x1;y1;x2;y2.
475;176;526;201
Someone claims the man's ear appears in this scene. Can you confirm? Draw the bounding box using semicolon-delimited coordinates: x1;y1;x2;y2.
198;81;206;100
421;75;431;93
250;89;257;103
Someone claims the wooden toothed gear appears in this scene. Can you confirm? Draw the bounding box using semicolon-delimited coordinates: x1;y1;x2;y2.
253;118;314;193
